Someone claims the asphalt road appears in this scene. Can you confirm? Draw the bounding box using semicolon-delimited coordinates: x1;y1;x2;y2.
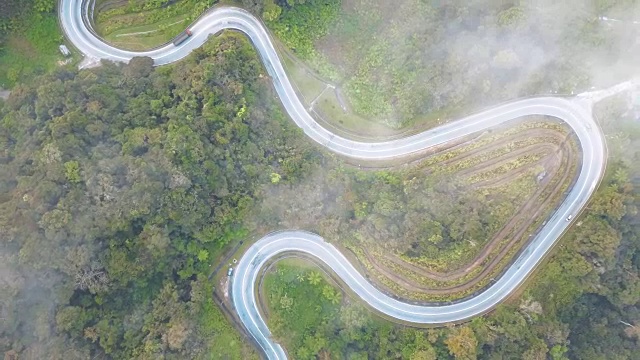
59;2;607;359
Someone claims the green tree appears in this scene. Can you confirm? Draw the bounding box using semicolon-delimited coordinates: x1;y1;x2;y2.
307;271;322;285
549;344;569;360
197;249;209;262
262;0;282;22
32;0;55;13
55;306;89;338
445;326;478;360
322;285;341;304
64;160;82;184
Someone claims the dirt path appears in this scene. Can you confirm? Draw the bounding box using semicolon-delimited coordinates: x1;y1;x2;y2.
455;142;558;178
358;122;567;170
437;128;565;169
360;137;578;296
471;147;562;189
114;19;185;37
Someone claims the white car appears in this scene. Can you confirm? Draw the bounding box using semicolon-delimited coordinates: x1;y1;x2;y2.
566;215;573;221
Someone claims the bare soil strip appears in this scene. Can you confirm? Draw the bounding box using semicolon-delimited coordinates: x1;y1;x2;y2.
470;154;559;189
357;134;578;297
435;128;565;171
455;142;557;178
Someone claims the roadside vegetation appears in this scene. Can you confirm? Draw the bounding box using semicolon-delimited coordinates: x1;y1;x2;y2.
0;31;321;358
250;118;582;303
262;261;343;358
263;261;456;359
2;1;639;359
260;96;640;359
355;124;581;301
258;93;640;360
93;0;216;49
0;0;63;88
262;0;640;131
91;0;640;136
260;0;340;75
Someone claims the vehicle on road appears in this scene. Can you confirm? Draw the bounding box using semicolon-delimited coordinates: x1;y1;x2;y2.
566;214;573;221
173;29;192;46
227;267;233;277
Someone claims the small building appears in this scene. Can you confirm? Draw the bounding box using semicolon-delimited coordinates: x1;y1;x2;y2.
59;45;71;57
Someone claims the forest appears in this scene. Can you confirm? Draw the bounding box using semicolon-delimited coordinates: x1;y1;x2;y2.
1;0;640;359
252;0;640;130
0;29;323;358
257;92;640;359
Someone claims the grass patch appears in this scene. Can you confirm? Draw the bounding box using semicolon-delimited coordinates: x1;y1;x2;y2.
101;15;189;50
279;52;327;103
262;261;342;358
198;286;258;359
261;260;453;358
94;0;216;50
0;13;63;88
267;0;341;60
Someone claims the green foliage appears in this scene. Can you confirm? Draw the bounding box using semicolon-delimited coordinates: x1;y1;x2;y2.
307;271;322;285
335;163;526;270
32;0;55;13
322;284;341;304
197;249;209;262
96;0;216;29
445;326;478;360
192;276;252;358
354;201;368;219
262;0;283;22
0;31;319;358
267;0;340;59
0;8;62;88
300;0;635;128
94;0;217;49
549;344;569;360
265;263;340;357
1;3;639;359
259;147;640;359
265;262;452;359
55;306;90;337
64;160;82;184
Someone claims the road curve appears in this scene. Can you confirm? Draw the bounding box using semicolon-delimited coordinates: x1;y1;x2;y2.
59;2;606;359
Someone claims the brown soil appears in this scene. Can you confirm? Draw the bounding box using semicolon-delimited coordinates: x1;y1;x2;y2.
372;121;568;170
471;155;554;189
456;142;557;178
436;128;565;171
358;130;579;297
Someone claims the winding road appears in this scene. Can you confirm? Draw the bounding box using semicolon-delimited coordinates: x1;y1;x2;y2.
59;1;610;359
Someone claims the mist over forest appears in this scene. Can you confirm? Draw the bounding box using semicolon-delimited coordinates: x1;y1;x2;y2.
1;0;640;359
299;0;640;128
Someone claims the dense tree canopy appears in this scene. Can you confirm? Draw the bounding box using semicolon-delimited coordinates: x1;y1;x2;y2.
1;1;640;359
0;31;319;358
